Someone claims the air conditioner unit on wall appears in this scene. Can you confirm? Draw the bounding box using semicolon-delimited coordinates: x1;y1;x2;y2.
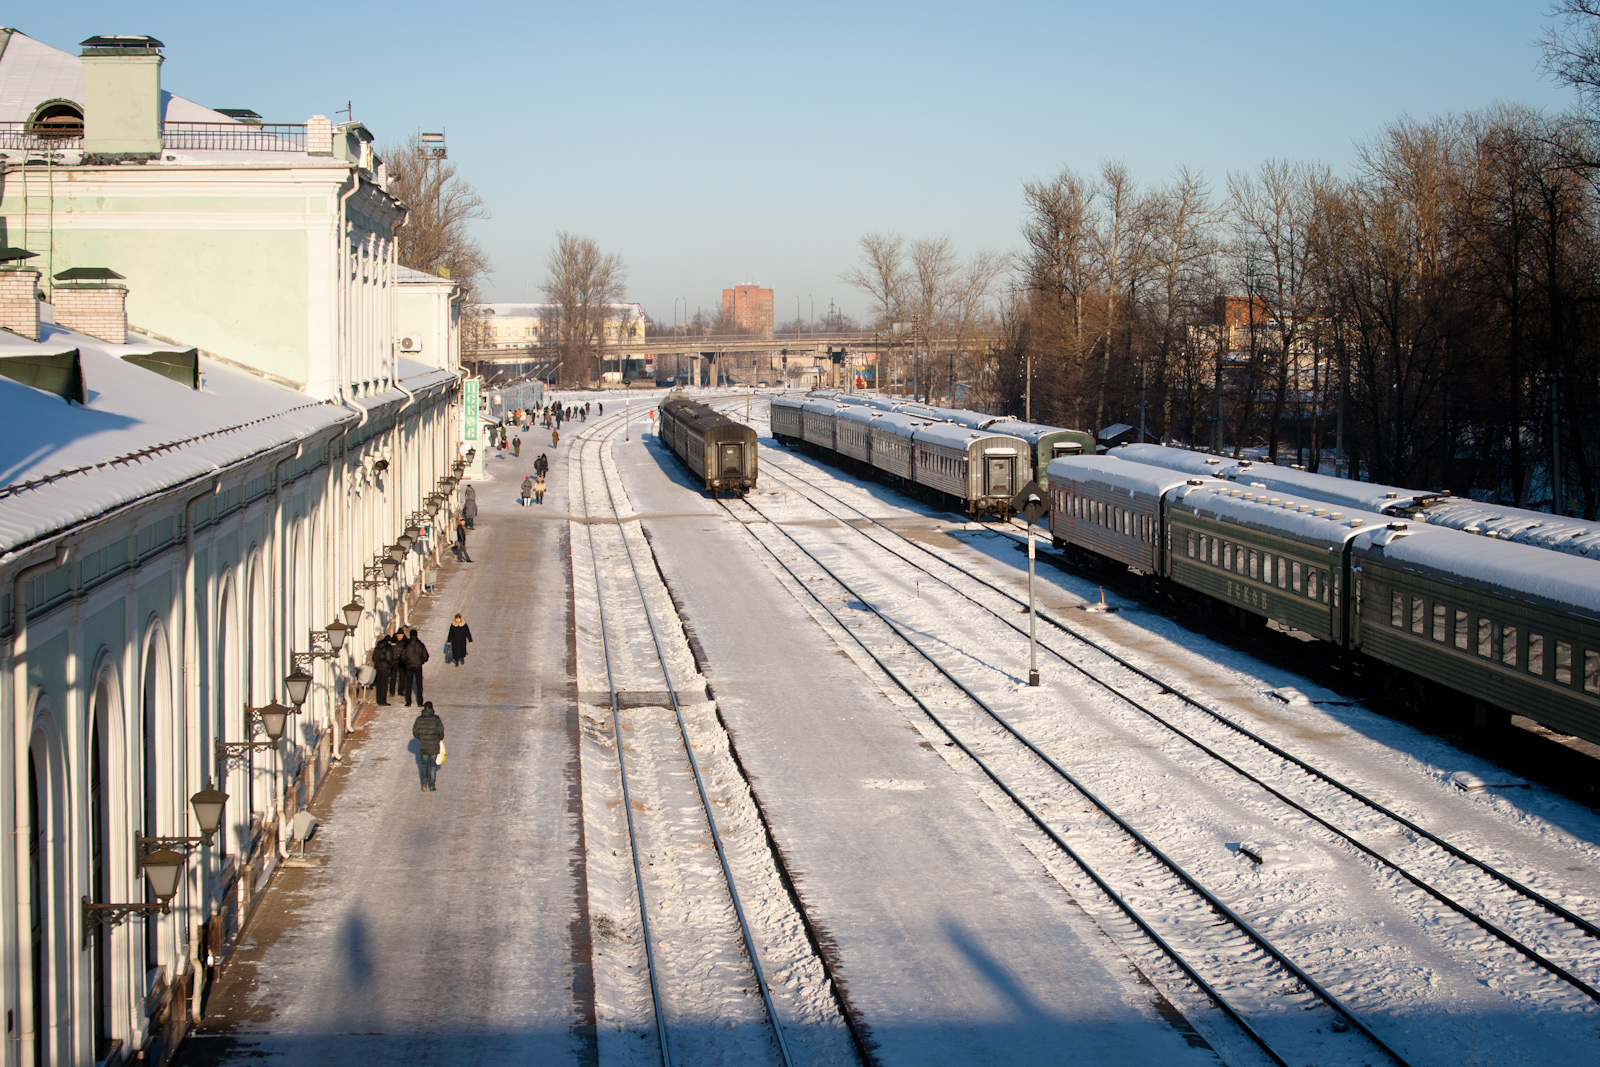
397;334;424;353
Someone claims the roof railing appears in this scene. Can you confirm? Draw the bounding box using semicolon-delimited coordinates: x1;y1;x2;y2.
0;122;308;154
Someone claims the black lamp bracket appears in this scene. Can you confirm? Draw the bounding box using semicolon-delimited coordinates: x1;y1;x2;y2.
82;897;168;946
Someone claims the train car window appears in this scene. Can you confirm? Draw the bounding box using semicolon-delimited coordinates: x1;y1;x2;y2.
1455;609;1469;650
1586;650;1600;694
1187;533;1197;558
1321;570;1330;604
1294;561;1304;593
1502;626;1519;668
1237;546;1247;576
1556;641;1572;686
1528;634;1545;676
1391;591;1404;626
1479;617;1493;658
1248;550;1259;580
1277;557;1288;589
1308;568;1320;602
1432;603;1446;642
1211;537;1219;566
1411;595;1425;634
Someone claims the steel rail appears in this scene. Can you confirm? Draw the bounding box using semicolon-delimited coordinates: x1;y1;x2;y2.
584;416;796;1067
753;446;1600;1005
718;492;1412;1067
575;423;672;1067
743;401;1600;947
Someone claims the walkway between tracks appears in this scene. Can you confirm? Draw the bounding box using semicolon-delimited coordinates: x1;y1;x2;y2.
177;431;593;1066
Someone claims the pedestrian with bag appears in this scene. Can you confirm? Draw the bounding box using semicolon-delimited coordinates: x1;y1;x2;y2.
453;517;472;563
521;475;533;506
446;614;473;667
411;702;444;791
372;632;396;706
400;627;430;705
534;473;546;504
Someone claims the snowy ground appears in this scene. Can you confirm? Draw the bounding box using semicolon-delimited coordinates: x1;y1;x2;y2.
694;395;1600;1066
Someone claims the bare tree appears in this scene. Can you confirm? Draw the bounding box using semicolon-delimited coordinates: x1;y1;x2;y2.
1142;166;1220;443
1019;167;1099;425
382;133;491;297
841;232;908;390
540;233;628;385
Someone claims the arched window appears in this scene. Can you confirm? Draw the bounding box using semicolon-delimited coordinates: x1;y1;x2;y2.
27;99;83;141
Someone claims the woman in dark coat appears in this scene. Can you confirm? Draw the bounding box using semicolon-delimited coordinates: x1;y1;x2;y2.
446;614;473;666
462;495;479;528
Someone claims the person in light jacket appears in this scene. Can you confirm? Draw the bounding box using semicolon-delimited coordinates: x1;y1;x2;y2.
521;475;533;506
462;494;479;528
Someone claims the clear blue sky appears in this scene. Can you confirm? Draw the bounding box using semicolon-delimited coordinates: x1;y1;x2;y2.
19;1;1577;321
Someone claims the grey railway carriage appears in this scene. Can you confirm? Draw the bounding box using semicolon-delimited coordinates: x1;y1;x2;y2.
1046;456;1207;575
658;393;758;494
770;393;805;443
912;423;1028;516
867;411;936;483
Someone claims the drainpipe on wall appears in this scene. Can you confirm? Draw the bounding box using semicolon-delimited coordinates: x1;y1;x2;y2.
270;445;301;861
335;398;368;756
181;478;218;1026
9;541;70;1067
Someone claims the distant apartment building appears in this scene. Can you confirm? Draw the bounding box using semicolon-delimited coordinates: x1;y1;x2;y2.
722;283;773;338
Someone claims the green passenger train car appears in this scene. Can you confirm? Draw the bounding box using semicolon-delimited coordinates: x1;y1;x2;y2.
658;392;759;494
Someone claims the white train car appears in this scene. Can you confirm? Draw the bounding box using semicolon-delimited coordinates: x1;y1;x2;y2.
1047;455;1209;575
801;398;846;450
770;394;806;443
835;405;877;465
912;423;1028;516
867;411;936;482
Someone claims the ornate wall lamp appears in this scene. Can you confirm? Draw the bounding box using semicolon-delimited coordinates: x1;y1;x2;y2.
83;786;230;945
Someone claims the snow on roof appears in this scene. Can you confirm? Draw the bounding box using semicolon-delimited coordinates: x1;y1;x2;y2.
1420;500;1600;559
801;398;848;415
0;30;237;124
867;411;937;436
836;405;882;426
1356;521;1600;618
913;422;1021;451
988;420;1094;447
1170;483;1390;550
1046;455;1207;500
475;302;643;317
771;394;806;410
1113;443;1432;513
396;265;455;286
1;323;353;555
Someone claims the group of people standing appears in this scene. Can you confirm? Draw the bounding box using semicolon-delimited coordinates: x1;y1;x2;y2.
372;627;431;706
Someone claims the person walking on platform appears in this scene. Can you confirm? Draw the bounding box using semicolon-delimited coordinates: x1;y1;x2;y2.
463;493;479;529
411;702;444;791
513;435;522;457
534;452;548;478
521;475;533;506
453;517;472;563
552;428;560;449
447;614;473;666
534;472;546;504
400;627;429;706
372;632;397;706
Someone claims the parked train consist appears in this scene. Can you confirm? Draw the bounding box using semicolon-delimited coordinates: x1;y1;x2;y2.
1048;454;1600;746
658;392;759;494
1112;442;1600;561
771;393;1031;516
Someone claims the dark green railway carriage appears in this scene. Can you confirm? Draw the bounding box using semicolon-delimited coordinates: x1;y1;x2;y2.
1352;524;1600;745
1164;484;1384;645
658;393;759;494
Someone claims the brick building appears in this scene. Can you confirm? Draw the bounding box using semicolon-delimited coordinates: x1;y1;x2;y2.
722;283;774;338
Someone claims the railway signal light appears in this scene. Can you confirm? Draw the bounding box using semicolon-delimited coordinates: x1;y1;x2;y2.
1012;479;1048;686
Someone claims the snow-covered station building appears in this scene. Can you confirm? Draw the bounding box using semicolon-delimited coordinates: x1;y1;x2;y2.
0;29;464;1064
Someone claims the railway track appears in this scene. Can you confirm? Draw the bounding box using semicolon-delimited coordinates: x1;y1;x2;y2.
717;485;1408;1067
729;399;1600;1009
574;414;798;1067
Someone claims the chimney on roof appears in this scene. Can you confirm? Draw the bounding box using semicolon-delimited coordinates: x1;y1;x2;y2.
80;35;165;159
52;268;129;343
0;268;42;341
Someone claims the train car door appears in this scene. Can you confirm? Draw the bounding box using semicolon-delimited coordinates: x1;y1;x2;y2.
986;454;1014;497
719;442;744;477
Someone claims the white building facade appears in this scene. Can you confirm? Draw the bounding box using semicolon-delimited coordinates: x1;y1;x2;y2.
0;30;466;1065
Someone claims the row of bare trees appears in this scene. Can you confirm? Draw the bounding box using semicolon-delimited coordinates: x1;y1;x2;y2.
995;104;1600;515
840;234;1005;402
